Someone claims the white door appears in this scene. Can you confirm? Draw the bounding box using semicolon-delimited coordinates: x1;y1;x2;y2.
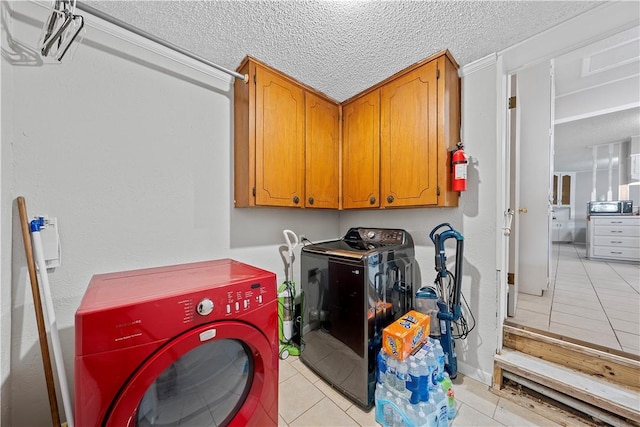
512;61;553;297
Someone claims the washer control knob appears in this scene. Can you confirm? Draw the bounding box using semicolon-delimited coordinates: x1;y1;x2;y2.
197;298;214;316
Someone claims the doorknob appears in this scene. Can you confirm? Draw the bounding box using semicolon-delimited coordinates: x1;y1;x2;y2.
518;208;528;213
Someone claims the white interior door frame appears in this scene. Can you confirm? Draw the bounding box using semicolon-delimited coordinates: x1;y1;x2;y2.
548;60;556;283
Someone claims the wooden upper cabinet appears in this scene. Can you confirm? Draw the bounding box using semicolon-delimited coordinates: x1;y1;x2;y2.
234;58;305;207
234;50;460;210
305;93;340;209
342;90;380;209
255;65;305;207
381;61;438;207
434;53;461;208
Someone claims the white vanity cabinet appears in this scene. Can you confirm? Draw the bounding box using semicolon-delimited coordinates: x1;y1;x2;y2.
552;207;573;242
587;216;640;262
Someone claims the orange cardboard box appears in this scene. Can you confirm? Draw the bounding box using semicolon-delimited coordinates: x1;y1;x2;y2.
382;310;430;360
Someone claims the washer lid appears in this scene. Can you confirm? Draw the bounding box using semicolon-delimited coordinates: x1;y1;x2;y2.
301;227;413;259
301;239;380;259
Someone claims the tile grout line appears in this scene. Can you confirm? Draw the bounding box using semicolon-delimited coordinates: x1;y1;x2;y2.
547;242;562;330
576;247;624;351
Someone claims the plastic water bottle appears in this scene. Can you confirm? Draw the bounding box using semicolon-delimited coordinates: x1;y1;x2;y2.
425;351;438;391
396;360;409;394
418;360;430;403
394;397;408;427
384;391;396;427
375;385;393;427
440;372;456;420
433;343;446;382
387;356;398;390
406;362;421;404
432;383;449;427
419;396;439;427
377;349;388;385
405;404;422;427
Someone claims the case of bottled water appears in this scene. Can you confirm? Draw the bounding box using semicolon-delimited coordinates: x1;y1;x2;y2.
374;337;456;427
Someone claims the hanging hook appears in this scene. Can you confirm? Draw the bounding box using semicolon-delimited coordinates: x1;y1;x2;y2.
40;0;84;61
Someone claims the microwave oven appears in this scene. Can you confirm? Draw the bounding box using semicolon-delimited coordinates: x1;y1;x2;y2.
588;200;633;215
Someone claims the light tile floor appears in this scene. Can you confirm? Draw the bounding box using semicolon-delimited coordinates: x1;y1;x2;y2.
278;355;581;426
276;243;639;426
510;243;640;356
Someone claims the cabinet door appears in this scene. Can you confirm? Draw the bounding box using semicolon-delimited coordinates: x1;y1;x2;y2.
381;61;438;207
342;91;380;209
255;65;305;207
305;93;340;209
552;172;573;206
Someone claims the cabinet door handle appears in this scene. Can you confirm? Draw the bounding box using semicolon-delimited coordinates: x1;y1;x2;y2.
293;196;300;204
610;251;623;254
611;241;622;244
611;221;623;224
610;230;623;233
387;195;394;204
369;197;376;205
308;197;314;205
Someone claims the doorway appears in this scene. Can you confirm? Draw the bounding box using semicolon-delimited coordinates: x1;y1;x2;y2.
504;26;640;358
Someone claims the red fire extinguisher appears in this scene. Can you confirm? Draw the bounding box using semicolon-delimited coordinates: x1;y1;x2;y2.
452;142;468;192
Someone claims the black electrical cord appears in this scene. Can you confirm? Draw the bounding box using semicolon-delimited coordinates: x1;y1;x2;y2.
300;237;315;246
433;272;476;340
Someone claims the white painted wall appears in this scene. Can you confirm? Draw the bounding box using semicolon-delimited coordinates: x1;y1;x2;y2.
0;2;12;425
1;2;337;425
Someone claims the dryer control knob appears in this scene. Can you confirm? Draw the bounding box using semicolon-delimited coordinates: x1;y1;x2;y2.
197;298;214;316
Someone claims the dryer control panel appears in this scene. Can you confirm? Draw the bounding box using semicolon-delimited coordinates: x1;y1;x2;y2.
223;282;269;316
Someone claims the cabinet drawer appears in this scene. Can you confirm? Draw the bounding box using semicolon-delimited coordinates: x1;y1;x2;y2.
593;236;639;248
594;226;640;237
592;246;640;260
592;217;640;226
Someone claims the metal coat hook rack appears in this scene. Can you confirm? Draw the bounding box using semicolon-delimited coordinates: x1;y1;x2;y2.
40;0;84;61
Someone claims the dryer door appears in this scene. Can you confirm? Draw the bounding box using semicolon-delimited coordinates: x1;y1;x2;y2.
105;321;277;427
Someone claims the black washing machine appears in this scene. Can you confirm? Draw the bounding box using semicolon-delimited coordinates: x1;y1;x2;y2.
300;227;415;410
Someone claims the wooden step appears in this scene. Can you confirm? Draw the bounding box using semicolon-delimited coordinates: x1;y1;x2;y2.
503;323;640;390
494;348;640;424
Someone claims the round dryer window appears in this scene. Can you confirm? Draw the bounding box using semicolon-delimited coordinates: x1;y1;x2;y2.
136;339;253;426
105;320;275;427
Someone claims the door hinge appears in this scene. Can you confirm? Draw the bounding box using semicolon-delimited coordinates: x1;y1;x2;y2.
436;69;440;80
253;74;256;84
508;96;516;109
252;187;256;197
437;186;441;196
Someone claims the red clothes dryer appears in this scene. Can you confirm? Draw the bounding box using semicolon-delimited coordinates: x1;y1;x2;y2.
74;259;278;427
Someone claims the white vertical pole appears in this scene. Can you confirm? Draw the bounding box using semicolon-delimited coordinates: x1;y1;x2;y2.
591;146;597;201
31;226;74;427
607;144;613;201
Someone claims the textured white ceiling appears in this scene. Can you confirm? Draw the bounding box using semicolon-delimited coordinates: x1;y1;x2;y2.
87;0;604;101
